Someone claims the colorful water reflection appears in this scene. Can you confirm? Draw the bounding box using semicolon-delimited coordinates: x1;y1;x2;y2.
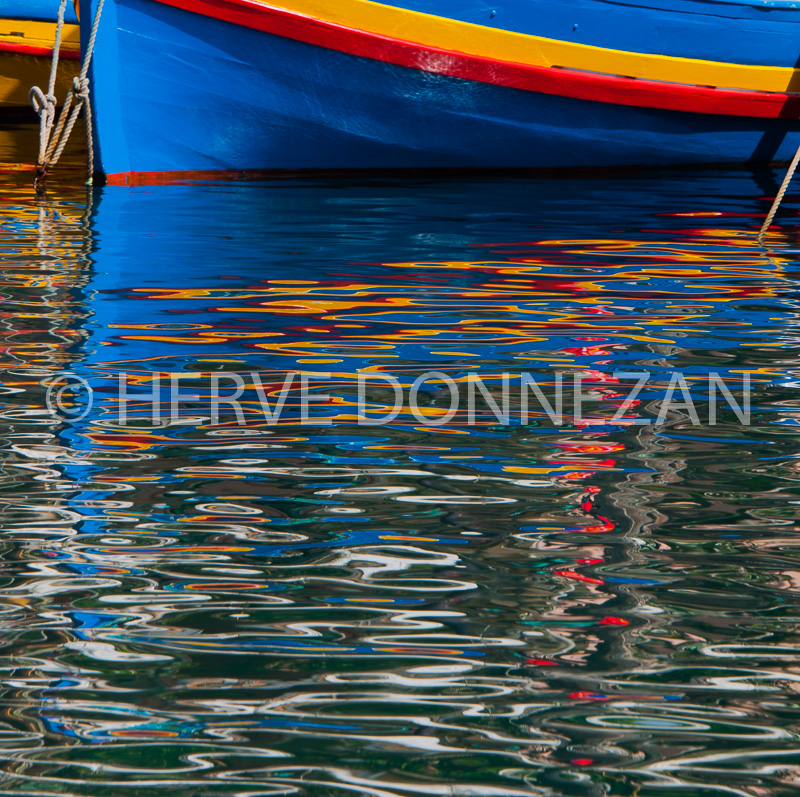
1;154;800;795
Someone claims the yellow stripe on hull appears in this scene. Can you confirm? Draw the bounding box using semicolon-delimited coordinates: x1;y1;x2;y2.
264;0;800;93
0;19;80;53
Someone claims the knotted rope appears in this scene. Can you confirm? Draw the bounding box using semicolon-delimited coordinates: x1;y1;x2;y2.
758;142;800;243
30;0;105;194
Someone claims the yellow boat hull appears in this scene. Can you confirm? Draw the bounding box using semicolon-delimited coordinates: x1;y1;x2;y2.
0;19;80;108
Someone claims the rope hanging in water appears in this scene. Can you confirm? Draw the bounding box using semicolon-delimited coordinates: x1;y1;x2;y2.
30;0;105;194
758;143;800;243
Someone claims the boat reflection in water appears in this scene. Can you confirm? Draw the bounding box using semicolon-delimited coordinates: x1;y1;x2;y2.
1;170;800;795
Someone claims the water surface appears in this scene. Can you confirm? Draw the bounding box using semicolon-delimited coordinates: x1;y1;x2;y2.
1;132;800;796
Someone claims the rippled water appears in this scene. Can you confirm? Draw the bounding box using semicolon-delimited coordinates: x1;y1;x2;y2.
1;127;800;795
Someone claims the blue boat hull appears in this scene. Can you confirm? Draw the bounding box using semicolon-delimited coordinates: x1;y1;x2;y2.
82;0;800;179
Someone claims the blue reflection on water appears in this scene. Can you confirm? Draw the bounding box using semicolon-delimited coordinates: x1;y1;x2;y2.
0;166;799;795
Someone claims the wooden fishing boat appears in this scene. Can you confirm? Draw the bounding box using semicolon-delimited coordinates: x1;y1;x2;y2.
1;0;79;108
79;0;800;182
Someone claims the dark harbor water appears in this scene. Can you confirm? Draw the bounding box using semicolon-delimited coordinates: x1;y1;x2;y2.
1;128;800;795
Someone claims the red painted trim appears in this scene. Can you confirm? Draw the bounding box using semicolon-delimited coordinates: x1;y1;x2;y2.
107;167;523;185
0;41;80;59
107;160;795;185
107;168;280;185
150;0;800;119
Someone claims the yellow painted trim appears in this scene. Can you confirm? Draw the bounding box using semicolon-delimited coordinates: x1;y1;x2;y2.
0;19;80;52
260;0;800;92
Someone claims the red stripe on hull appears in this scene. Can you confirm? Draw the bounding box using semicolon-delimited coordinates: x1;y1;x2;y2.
0;41;80;59
106;168;282;185
152;0;800;119
107;161;795;186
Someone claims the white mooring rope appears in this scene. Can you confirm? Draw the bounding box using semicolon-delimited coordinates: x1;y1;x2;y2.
30;0;105;193
758;142;800;243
